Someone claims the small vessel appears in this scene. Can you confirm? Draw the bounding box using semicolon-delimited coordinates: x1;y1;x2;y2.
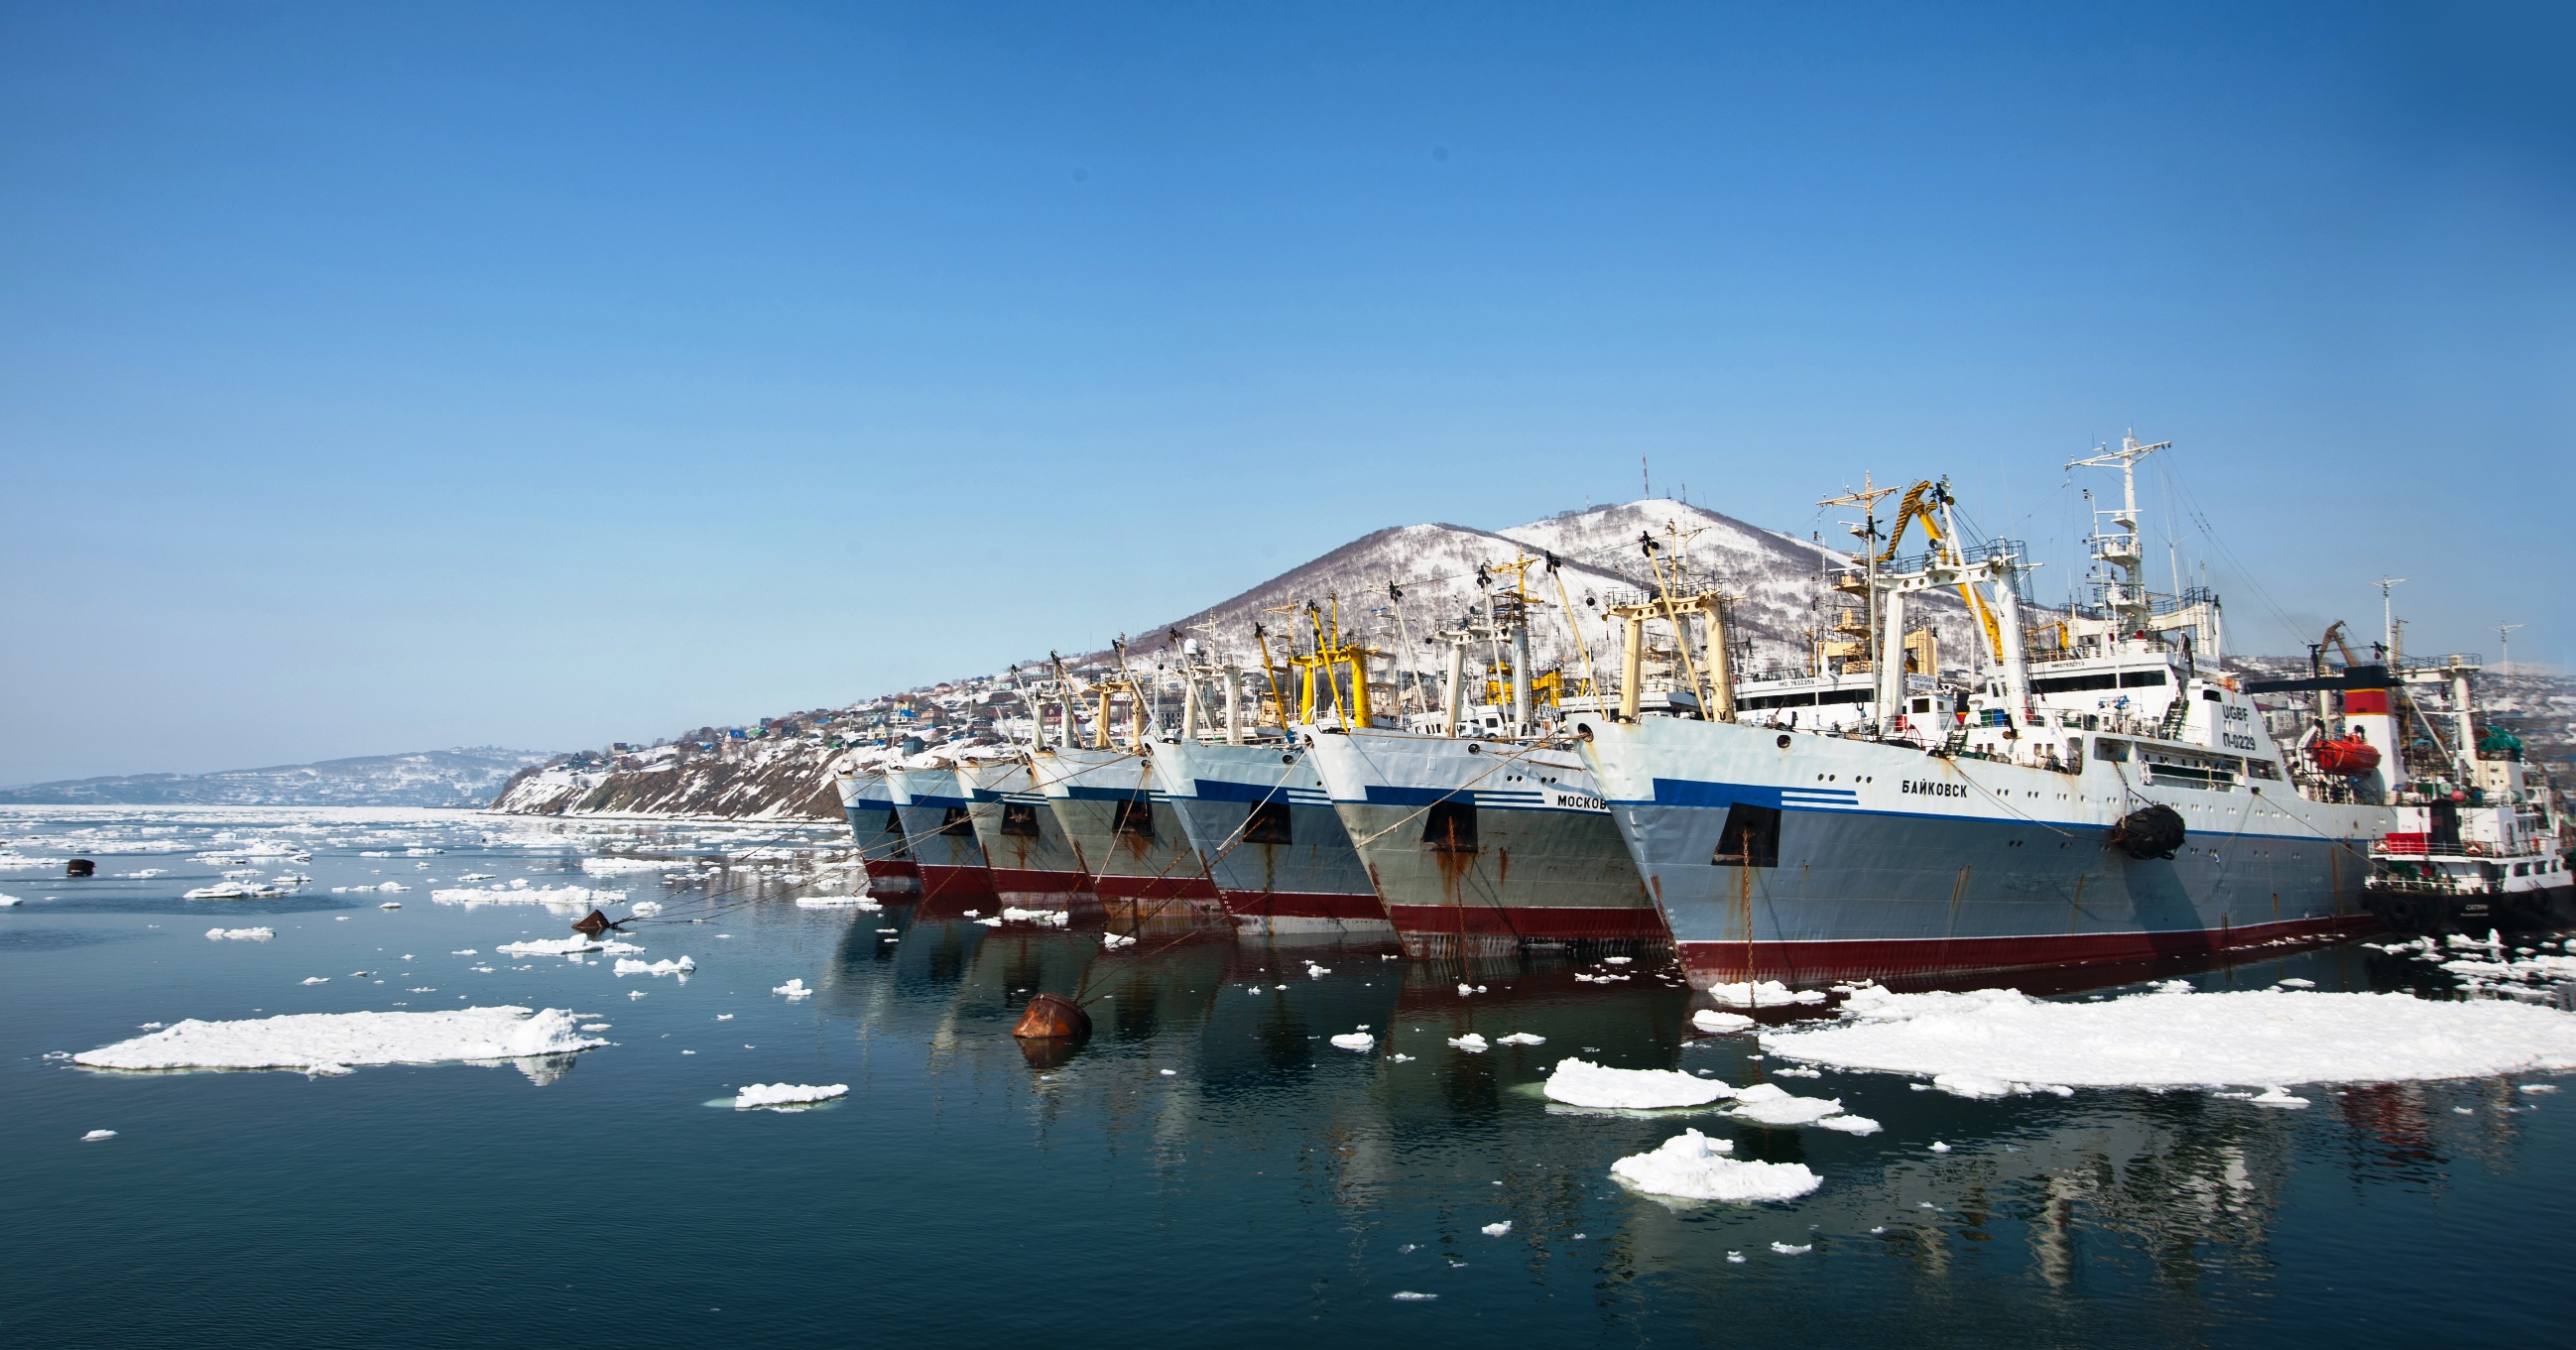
2365;654;2573;930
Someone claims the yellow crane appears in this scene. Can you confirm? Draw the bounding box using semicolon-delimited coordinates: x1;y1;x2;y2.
1876;477;2009;667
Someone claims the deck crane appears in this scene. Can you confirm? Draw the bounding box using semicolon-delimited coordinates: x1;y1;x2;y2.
1875;477;2009;668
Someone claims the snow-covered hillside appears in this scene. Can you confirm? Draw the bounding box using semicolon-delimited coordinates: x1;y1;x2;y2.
2;748;553;807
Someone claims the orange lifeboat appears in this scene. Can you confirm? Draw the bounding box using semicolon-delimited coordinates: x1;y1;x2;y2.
2311;736;2381;777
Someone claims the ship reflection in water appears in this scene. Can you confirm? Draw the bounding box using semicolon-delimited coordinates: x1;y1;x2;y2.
807;911;2571;1344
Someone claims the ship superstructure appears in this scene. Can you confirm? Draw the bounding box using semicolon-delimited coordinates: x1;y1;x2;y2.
1577;439;2392;989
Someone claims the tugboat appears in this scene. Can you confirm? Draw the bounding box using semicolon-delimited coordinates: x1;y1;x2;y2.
2365;654;2574;930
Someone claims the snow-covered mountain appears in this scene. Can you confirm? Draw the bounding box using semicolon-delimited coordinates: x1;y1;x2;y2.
1;748;554;807
1100;498;1973;682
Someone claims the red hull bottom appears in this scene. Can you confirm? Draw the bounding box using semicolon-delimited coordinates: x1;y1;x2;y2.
863;859;921;897
1092;874;1220;903
916;863;998;905
1384;903;1671;958
1678;914;2383;991
1221;889;1389;923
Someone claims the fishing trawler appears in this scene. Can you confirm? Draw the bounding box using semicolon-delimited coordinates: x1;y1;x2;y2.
830;762;920;897
1295;574;1670;959
884;757;1002;909
2364;654;2573;930
956;755;1097;911
1025;656;1227;926
1575;440;2392;989
1146;640;1390;934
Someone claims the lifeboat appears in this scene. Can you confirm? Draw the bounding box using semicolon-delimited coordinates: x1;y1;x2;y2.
2310;735;2381;777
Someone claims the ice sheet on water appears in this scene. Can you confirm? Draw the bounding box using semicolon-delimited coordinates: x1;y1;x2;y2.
615;957;695;977
1609;1129;1821;1203
1692;1009;1758;1033
1494;1033;1545;1045
431;884;623;910
82;1129;117;1142
72;1007;604;1074
1330;1033;1375;1051
205;927;274;941
773;978;812;999
495;936;627;956
1707;981;1827;1008
733;1082;848;1109
1448;1033;1489;1053
1544;1058;1729;1109
1481;1221;1511;1236
580;857;687;874
1761;982;2576;1089
1727;1082;1848;1127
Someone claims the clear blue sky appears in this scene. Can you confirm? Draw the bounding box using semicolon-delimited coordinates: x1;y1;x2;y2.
3;2;2568;783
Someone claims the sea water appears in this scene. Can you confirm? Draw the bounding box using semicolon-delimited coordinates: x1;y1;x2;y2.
4;805;2570;1348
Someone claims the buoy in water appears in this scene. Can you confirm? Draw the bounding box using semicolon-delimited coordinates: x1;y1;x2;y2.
65;858;95;878
572;909;613;938
1012;992;1092;1040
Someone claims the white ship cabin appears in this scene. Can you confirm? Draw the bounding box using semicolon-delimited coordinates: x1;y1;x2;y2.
1735;671;1948;736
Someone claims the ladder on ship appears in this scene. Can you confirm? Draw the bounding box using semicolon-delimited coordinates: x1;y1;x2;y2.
2155;696;2191;742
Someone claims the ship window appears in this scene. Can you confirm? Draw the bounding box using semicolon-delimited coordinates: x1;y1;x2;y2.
1911;697;1931;713
1421;800;1478;852
2515;863;2529;876
939;806;975;837
1112;798;1156;841
2093;738;2131;762
1712;803;1780;869
1243;800;1292;845
2202;688;2223;701
2119;670;2168;688
2247;759;2280;780
1001;801;1041;837
2031;672;2120;694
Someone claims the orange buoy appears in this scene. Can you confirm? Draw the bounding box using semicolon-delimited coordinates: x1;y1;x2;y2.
2311;736;2381;778
1012;992;1092;1040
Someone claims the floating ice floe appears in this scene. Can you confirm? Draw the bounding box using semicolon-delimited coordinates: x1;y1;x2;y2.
184;882;284;901
773;978;812;1000
796;895;880;909
1708;981;1828;1008
1481;1221;1512;1236
205;926;274;941
615;957;696;977
72;1007;605;1076
2249;1085;2310;1108
82;1129;117;1142
733;1082;848;1109
1;893;23;907
1001;908;1068;926
1544;1058;1727;1109
1609;1129;1822;1203
1494;1032;1545;1045
1771;1242;1812;1255
495;936;639;957
1102;933;1137;949
629;900;665;917
1760;982;2576;1091
301;977;329;985
1692;1009;1758;1033
431;884;623;911
1329;1032;1375;1051
1727;1082;1849;1127
581;857;686;875
1306;961;1331;978
1448;1033;1489;1053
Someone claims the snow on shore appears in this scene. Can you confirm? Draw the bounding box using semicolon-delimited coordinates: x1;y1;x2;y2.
73;1007;605;1075
1610;1129;1821;1203
1762;982;2576;1090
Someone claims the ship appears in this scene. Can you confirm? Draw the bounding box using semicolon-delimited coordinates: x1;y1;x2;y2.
1574;440;2392;990
1146;639;1390;934
884;759;1002;910
1293;571;1670;959
2364;653;2573;930
956;755;1096;911
830;763;920;898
